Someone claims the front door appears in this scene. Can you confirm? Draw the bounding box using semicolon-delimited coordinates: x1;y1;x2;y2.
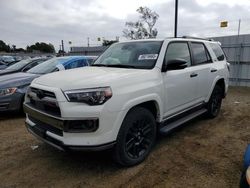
162;41;200;118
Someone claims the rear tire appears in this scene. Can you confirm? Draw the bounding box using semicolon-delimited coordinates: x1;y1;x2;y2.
113;107;156;166
206;85;223;118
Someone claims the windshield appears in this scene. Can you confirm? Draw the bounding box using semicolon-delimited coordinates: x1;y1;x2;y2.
27;57;68;74
6;59;31;70
93;41;163;69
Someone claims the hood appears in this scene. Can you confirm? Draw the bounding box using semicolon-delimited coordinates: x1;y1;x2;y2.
33;67;156;90
0;72;40;88
0;69;17;76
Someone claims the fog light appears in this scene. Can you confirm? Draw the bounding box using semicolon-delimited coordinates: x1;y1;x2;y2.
65;119;99;133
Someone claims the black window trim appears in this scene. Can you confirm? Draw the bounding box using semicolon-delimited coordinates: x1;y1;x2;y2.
189;42;213;66
162;40;193;71
210;42;226;61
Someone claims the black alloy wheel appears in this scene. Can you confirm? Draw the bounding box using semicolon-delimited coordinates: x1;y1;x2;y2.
113;107;156;166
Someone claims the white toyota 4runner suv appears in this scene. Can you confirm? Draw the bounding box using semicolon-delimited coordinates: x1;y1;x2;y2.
24;37;229;166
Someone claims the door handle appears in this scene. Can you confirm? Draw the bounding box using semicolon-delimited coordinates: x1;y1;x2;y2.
190;73;198;78
211;68;217;72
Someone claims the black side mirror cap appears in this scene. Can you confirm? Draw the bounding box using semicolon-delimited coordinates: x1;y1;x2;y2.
162;58;188;72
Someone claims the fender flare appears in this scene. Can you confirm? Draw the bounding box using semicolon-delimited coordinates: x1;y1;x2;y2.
121;93;163;122
205;76;226;102
111;94;163;140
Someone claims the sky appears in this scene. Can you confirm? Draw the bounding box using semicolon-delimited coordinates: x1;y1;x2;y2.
0;0;250;51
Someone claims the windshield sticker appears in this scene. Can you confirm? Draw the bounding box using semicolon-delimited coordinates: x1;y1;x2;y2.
138;54;158;60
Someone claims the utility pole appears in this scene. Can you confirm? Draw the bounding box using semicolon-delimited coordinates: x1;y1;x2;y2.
174;0;178;38
236;19;241;86
61;40;64;56
87;37;90;47
237;19;241;36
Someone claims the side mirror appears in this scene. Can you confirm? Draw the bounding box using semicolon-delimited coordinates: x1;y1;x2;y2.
162;58;188;72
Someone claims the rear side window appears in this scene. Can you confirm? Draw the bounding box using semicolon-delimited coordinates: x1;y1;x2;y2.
65;59;87;69
191;43;212;65
210;43;225;61
165;42;191;66
76;59;88;67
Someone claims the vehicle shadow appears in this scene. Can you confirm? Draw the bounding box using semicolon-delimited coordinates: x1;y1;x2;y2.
0;111;25;121
156;115;207;143
40;145;120;172
37;115;206;171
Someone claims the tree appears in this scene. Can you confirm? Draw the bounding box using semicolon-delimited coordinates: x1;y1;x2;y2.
0;40;11;52
27;42;55;53
123;7;159;40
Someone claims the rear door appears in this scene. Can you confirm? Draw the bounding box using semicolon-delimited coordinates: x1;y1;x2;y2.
189;42;214;101
163;41;200;117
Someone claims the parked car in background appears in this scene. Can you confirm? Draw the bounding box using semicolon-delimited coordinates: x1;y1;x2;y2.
0;58;49;76
13;56;23;62
0;56;93;112
240;145;250;188
0;56;16;65
0;61;7;70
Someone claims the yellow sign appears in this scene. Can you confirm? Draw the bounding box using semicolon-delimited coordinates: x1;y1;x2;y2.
220;21;228;28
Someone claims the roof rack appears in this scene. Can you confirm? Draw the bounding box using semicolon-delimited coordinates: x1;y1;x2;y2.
182;36;214;41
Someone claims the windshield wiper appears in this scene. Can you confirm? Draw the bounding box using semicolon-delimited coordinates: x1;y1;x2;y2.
91;64;109;67
92;64;137;68
105;64;137;68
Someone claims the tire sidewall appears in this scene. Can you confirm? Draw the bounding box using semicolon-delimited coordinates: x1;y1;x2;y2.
114;107;156;166
207;85;223;118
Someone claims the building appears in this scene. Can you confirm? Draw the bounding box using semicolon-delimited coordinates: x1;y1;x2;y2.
69;46;108;56
212;34;250;87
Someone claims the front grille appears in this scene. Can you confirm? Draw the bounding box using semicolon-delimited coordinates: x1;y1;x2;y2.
28;115;63;136
28;87;61;117
30;87;56;98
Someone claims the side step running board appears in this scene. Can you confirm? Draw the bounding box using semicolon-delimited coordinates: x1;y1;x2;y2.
160;108;207;134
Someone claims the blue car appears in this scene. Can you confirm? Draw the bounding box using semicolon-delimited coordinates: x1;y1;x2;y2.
241;145;250;187
0;56;96;112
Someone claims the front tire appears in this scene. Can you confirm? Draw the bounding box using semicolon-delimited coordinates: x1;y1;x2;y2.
206;85;223;118
113;107;156;166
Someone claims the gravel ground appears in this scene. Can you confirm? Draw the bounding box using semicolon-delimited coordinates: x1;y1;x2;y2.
0;86;250;188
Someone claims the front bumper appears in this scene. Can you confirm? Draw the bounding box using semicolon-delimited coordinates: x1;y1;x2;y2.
0;92;24;112
25;121;116;151
24;103;117;151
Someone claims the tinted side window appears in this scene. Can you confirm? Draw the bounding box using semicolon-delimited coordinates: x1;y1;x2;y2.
65;59;88;69
65;60;78;69
191;43;211;65
77;59;87;67
165;42;191;66
23;62;38;72
210;43;225;61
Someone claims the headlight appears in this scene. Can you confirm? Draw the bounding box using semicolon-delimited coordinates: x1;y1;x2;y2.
64;87;112;105
0;87;17;96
